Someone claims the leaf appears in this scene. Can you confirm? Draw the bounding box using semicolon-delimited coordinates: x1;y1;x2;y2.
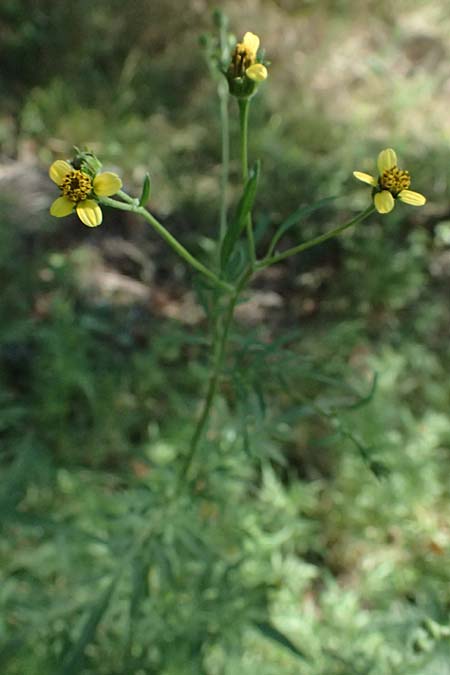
221;160;260;270
254;621;308;661
139;173;151;206
252;379;267;418
59;577;117;675
267;196;337;257
253;213;272;244
0;438;37;516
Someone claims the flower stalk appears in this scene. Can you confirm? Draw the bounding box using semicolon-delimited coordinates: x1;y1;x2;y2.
256;205;376;269
239;98;256;267
218;20;230;244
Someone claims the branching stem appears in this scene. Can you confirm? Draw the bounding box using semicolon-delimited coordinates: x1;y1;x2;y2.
256;206;375;269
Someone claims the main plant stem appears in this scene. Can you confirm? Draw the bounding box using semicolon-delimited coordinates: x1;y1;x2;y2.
180;98;257;480
180;269;251;481
238;98;256;267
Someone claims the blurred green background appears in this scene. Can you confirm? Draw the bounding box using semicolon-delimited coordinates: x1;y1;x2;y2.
1;1;450;673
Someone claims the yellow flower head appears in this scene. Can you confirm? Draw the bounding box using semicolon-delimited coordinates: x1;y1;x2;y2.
49;159;122;227
353;148;426;214
226;31;268;98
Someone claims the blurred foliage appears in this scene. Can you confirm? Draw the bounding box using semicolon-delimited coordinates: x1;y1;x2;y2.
1;0;450;673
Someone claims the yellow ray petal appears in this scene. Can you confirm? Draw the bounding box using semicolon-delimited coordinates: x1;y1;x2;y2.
49;160;73;186
50;196;74;217
76;200;103;227
377;148;397;175
374;190;395;214
93;172;123;197
246;63;268;82
398;190;426;206
353;171;377;187
243;32;260;56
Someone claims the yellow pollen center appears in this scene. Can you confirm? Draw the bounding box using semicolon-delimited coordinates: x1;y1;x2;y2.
61;170;92;202
380;166;411;195
230;43;256;78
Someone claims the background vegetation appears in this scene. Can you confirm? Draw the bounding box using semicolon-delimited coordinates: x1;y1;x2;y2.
1;1;450;673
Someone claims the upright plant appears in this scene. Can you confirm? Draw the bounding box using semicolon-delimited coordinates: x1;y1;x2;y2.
48;17;426;484
44;12;430;669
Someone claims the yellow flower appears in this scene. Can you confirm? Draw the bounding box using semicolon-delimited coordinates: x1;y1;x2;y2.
353;148;426;214
49;160;122;227
226;31;268;97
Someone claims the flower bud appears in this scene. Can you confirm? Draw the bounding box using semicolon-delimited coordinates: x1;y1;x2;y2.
226;32;268;99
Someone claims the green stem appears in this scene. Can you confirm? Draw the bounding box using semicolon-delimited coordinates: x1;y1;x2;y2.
219;90;230;243
256;206;375;269
239;99;250;182
99;196;233;292
218;39;230;244
238;98;256;267
180;268;252;481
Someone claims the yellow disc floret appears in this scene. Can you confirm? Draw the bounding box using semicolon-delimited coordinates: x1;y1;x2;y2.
230;41;256;79
380;167;411;195
61;170;92;202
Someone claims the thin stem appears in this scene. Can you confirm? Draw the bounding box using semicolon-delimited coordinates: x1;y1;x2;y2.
181;314;221;480
219;90;230;242
218;33;230;243
256;205;375;269
238;98;256;267
99;196;233;292
239;99;250;182
180;268;252;481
